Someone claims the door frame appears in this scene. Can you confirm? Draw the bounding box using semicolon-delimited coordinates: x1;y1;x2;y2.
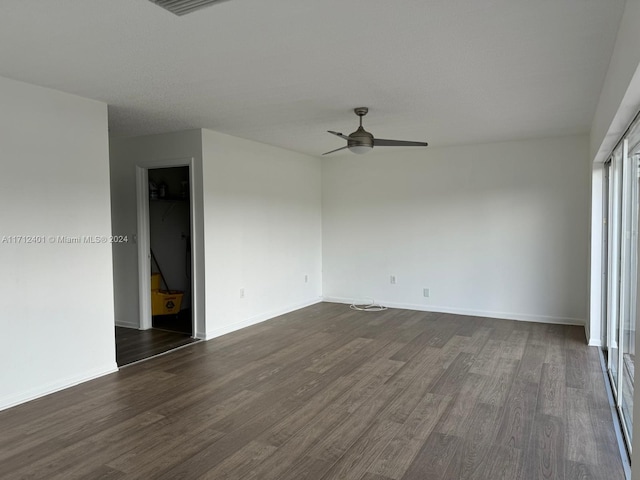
136;157;203;337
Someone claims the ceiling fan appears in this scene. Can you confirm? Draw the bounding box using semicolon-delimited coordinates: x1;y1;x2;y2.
323;107;429;155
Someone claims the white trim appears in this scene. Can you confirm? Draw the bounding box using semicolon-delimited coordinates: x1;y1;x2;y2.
201;297;323;340
608;149;623;371
589;163;605;348
0;364;118;412
188;159;204;339
136;166;152;330
323;297;585;326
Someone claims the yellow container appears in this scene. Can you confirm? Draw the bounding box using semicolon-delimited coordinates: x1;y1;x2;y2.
151;290;183;315
151;273;161;291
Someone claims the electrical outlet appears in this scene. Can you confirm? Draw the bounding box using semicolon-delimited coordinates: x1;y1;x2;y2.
423;288;430;298
240;288;245;298
304;274;308;283
390;275;397;285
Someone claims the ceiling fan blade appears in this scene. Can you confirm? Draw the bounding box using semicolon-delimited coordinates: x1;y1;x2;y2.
322;146;349;156
373;138;429;147
328;130;353;141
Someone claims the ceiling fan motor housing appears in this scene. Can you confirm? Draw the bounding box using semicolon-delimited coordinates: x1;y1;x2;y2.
348;107;373;152
348;126;374;149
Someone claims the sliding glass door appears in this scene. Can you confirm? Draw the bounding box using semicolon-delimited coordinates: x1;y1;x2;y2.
603;131;640;452
620;141;638;439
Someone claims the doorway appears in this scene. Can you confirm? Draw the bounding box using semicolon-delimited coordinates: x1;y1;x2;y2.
116;159;203;367
148;166;193;335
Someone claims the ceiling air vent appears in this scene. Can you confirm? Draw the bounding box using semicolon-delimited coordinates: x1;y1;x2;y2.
149;0;231;16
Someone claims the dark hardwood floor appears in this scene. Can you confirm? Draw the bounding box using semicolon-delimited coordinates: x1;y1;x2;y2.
152;308;193;335
115;326;200;366
1;303;625;479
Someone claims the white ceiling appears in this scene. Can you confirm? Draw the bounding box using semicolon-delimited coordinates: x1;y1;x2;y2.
0;0;625;156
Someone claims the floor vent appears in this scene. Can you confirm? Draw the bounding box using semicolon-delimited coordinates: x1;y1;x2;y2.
149;0;231;16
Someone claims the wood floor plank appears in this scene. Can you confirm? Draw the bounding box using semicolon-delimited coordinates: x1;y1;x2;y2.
251;418;338;478
544;326;567;364
461;326;492;354
483;445;521;480
152;402;300;479
566;348;590;390
4;411;167;479
469;338;504;375
494;378;539;450
438;335;470;369
524;414;565;480
332;357;406;415
197;440;277;480
110;427;226;478
428;351;475;396
306;337;374;373
526;322;551;346
588;402;626;473
104;394;243;474
240;354;405;480
242;401;349;480
75;465;126;479
305;378;404;464
517;341;548;383
361;474;395;480
476;358;519;408
387;311;456;362
433;372;485;437
565;388;598;466
537;362;566;417
565;460;611;480
279;456;333;480
442;402;500;479
260;345;403;448
501;329;530;360
0;303;625;480
381;359;444;425
400;431;462;479
368;393;451;479
319;419;402;480
389;326;443;363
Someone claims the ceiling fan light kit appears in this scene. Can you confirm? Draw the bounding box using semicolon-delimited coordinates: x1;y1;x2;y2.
349;145;373;155
323;107;429;156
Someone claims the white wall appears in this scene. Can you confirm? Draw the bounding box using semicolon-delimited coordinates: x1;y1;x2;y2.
591;0;640;164
201;129;322;339
109;130;205;333
323;135;590;325
0;76;116;411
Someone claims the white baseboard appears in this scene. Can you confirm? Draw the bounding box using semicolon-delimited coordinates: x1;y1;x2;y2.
115;319;139;329
588;338;603;347
0;363;119;412
323;296;585;326
585;325;603;346
202;297;323;341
